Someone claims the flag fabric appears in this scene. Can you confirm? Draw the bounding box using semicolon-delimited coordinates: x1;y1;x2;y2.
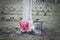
19;20;29;30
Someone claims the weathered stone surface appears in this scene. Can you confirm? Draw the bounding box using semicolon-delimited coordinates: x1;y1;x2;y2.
0;0;60;40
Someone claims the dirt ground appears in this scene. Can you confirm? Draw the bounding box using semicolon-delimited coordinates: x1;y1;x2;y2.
0;27;60;40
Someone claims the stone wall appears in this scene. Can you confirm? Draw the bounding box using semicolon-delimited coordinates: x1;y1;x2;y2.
0;0;60;28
